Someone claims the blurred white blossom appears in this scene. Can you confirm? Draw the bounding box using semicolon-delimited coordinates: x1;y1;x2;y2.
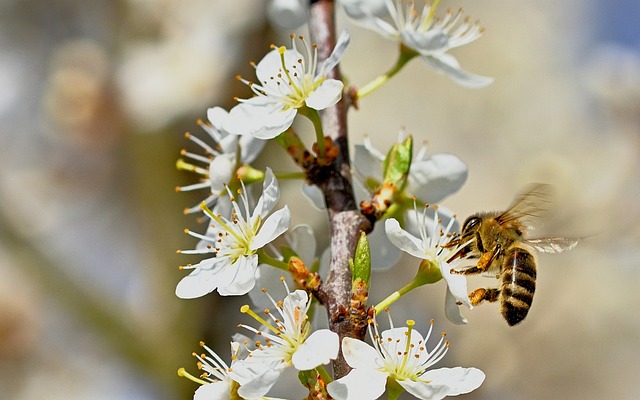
341;0;493;87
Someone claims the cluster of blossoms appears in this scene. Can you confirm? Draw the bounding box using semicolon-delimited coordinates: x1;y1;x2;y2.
173;0;495;398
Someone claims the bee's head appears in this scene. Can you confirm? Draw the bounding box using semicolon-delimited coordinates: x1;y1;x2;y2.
461;215;482;237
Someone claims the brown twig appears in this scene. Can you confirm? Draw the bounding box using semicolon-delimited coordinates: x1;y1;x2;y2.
308;0;372;379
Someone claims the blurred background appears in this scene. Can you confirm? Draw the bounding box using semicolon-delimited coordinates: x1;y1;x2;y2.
0;0;638;399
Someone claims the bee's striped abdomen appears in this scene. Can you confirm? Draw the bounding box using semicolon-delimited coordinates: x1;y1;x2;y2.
500;247;537;326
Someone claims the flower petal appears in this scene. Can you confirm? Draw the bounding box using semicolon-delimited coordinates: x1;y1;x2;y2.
234;364;284;399
318;29;351;75
421;367;486;396
175;258;226;299
225;98;296;139
385;218;427;259
341;337;380;370
292;329;339;370
267;0;309;30
254;168;280;220
444;287;468;325
422;53;494;89
401;30;450;53
251;206;291;251
441;262;472;308
239;133;266;164
368;221;402;271
301;182;326;210
397;379;450;400
327;368;388;400
194;380;231;400
408;153;468;203
305;79;344;110
209;153;236;194
353;142;384;180
286;224;316;265
217;255;258;296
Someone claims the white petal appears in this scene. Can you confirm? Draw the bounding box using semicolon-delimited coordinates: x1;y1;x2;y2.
301;182;326;210
385;218;427;259
225;99;296;139
217;256;258;296
251;206;291;250
400;30;450;53
421;367;485;396
444;287;468;325
267;0;309;30
292;329;339;370
254;168;280;219
422;54;494;88
341;337;380;370
194;381;231;400
327;368;388;400
341;0;392;36
368;222;402;271
175;258;226;299
441;262;472;308
239;134;266;164
397;380;450;400
235;365;284;399
408;153;468;203
282;289;309;315
209;153;236;194
252;107;297;139
319;29;351;75
305;79;344;110
353;143;383;179
206;106;229;140
287;224;316;265
256;48;303;86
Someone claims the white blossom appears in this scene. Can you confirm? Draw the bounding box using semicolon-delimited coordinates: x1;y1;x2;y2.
224;30;350;139
177;341;239;400
385;206;472;324
267;0;309;30
327;316;485;399
354;132;467;206
231;287;339;398
176;106;266;214
175;168;291;298
341;0;493;88
352;131;467;270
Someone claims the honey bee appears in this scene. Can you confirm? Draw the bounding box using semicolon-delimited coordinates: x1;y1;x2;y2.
447;184;579;326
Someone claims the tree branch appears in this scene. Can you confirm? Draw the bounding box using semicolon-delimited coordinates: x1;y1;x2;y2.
308;0;372;379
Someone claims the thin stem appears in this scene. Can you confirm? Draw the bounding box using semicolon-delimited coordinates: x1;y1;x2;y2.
357;47;418;99
274;171;306;180
374;278;423;314
257;248;289;271
316;364;333;384
298;106;326;158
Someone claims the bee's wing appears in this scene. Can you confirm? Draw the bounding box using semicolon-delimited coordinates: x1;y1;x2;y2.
525;237;579;254
496;183;552;225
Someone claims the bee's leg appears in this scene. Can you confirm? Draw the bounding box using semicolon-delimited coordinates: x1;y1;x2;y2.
469;288;500;306
451;245;502;275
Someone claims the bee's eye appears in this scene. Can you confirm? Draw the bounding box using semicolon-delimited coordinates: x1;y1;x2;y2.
462;216;482;234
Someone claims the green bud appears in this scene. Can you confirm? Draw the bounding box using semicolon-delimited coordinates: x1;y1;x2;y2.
382;134;412;191
414;258;443;286
351;232;371;291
